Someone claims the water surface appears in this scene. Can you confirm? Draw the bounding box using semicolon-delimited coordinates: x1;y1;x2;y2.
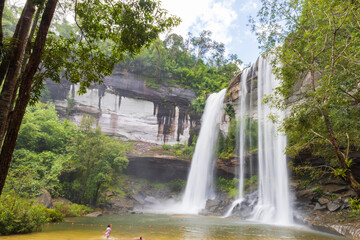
0;214;346;240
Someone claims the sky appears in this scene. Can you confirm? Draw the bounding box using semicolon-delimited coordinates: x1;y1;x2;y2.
161;0;262;65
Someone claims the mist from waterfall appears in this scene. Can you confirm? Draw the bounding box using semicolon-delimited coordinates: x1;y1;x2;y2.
180;89;226;214
251;57;292;224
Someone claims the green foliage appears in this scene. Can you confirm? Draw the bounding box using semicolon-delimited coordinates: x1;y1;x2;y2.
53;202;92;217
35;0;180;100
217;177;239;199
313;187;323;196
225;104;235;120
251;0;360;193
349;198;360;215
217;117;258;159
244;175;258;188
162;144;171;150
4;103;131;207
161;141;195;161
167;179;186;193
217;119;237;159
117;31;242;112
0;193;62;235
62;115;130;205
4;103;77;197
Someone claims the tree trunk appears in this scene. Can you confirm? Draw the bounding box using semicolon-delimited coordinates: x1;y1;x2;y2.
0;0;6;56
0;1;35;147
322;108;360;197
0;0;58;195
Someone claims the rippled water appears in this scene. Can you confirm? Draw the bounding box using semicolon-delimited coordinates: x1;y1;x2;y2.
0;214;346;240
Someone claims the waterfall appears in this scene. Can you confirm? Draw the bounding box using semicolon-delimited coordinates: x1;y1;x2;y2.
251;57;292;224
180;89;226;214
223;57;292;224
238;68;250;201
223;67;251;218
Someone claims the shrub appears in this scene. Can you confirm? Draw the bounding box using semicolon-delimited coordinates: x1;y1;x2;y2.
217;177;239;199
349;198;360;215
162;144;171;150
53;202;92;217
167;179;186;192
0;193;51;235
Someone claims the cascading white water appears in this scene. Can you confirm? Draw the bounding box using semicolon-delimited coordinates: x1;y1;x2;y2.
223;68;251;218
238;68;250;201
180;89;226;214
251;56;292;224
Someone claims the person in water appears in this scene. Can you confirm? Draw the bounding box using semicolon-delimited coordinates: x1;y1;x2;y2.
105;225;111;239
138;237;142;240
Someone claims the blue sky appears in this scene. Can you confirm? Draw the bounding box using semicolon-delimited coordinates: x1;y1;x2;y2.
161;0;262;65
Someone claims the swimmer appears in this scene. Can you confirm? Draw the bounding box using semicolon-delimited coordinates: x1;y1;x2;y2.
104;225;111;239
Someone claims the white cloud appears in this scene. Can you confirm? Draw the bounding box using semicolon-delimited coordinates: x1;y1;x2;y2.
239;0;258;12
161;0;237;44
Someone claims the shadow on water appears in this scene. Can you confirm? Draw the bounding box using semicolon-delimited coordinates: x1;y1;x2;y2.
0;214;347;240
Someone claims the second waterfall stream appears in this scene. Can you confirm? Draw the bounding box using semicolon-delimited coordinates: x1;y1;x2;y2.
180;88;227;214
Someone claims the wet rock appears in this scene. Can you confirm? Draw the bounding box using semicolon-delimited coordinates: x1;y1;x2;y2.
107;199;134;209
35;188;53;208
323;184;349;194
205;199;222;209
86;211;102;217
296;188;316;200
144;196;159;205
131;194;145;205
314;203;326;210
318;197;330;205
343;190;357;198
327;202;342;212
342;199;351;209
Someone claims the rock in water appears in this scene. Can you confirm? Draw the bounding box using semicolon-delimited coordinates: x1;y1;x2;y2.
86;211;102;217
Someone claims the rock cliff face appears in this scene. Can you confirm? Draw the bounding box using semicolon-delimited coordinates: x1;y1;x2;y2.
46;71;197;144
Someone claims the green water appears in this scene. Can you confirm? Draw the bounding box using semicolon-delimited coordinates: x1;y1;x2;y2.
0;214;347;240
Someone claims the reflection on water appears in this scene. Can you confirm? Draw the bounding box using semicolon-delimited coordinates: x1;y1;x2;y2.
0;214;346;240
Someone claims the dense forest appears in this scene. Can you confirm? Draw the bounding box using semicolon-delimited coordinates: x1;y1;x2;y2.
0;0;360;237
117;30;242;112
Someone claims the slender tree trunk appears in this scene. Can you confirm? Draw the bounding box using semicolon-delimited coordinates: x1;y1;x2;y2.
93;182;101;206
0;0;6;56
322;108;360;197
0;0;58;195
0;1;35;147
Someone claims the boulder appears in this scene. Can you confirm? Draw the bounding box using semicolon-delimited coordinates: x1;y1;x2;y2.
131;194;145;205
35;188;52;208
327;201;342;212
323;184;349;194
108;199;134;208
314;203;326;211
296;188;316;200
86;211;102;217
144;196;159;205
318;197;330;205
205;199;222;209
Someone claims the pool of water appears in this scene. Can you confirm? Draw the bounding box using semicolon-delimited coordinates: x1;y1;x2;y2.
0;214;346;240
